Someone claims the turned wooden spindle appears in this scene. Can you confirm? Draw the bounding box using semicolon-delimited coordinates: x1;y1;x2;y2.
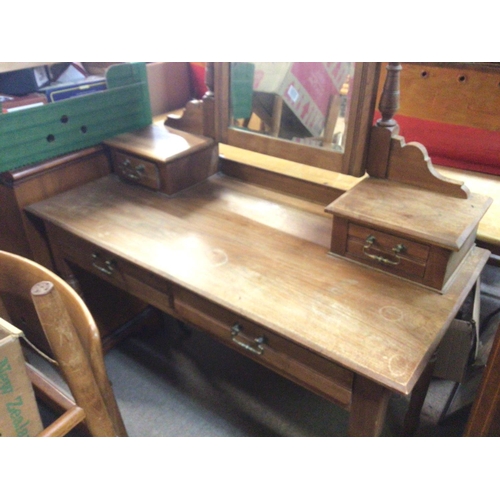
204;62;215;99
202;62;216;139
377;62;402;129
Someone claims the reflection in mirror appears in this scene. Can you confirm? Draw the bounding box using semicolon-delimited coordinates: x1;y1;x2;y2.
229;62;355;153
216;62;380;176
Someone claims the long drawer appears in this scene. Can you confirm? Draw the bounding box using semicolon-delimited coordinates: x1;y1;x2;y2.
173;286;354;408
46;222;354;408
46;223;175;315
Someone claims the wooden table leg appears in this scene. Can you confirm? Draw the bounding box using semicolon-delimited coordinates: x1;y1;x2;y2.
403;353;437;436
348;375;391;436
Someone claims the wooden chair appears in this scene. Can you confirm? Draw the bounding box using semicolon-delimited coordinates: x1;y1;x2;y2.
0;250;127;437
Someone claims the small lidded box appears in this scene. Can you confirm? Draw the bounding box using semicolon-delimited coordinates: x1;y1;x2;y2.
325;177;492;292
104;124;218;196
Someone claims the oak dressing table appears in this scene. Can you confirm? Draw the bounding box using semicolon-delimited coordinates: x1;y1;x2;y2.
24;63;491;435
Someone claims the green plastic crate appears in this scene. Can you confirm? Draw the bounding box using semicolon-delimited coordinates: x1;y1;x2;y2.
230;62;255;120
0;62;152;173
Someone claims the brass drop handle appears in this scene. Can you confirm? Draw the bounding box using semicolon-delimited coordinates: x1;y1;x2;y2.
230;323;266;355
119;158;145;181
362;235;406;266
91;252;115;276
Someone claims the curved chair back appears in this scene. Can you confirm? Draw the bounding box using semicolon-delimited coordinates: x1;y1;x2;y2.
0;250;126;437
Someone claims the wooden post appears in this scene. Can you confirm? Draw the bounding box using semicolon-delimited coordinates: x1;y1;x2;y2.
377;62;402;130
366;63;401;178
203;62;216;140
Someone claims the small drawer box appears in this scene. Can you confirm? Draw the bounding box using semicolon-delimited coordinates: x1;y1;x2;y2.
326;177;492;292
346;223;430;280
113;151;160;191
105;124;218;195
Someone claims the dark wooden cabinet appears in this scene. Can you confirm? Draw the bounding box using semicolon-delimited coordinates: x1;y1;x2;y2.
0;146;110;267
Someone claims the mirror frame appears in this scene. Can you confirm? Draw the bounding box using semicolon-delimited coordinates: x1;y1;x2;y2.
213;62;381;177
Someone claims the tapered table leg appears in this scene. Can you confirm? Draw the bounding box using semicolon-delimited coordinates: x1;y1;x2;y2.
403;353;437;435
348;375;391;436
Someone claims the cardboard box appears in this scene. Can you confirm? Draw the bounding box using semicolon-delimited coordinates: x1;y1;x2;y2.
82;62;123;76
434;285;479;383
434;319;476;383
0;318;43;437
252;62;352;136
146;62;192;116
39;76;106;103
0;66;50;96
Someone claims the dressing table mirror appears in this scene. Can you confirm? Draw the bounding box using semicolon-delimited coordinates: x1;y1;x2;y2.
212;62;380;177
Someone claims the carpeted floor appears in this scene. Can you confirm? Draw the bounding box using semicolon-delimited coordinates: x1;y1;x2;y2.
30;261;500;437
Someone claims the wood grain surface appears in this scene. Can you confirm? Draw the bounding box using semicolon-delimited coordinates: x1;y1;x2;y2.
327;177;492;250
26;174;489;395
104;124;214;163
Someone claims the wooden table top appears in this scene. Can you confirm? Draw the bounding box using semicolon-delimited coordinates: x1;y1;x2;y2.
26;173;489;395
435;166;500;249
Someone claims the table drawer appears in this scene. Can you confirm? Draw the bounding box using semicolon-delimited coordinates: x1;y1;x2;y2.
112;151;161;190
346;223;430;280
173;287;353;408
46;224;174;314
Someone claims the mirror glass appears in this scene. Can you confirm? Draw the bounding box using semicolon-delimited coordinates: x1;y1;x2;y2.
229;62;355;153
216;62;379;176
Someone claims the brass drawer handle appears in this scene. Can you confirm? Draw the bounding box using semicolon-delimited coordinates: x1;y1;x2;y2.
230;323;266;355
118;158;146;181
362;235;406;266
91;252;115;276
